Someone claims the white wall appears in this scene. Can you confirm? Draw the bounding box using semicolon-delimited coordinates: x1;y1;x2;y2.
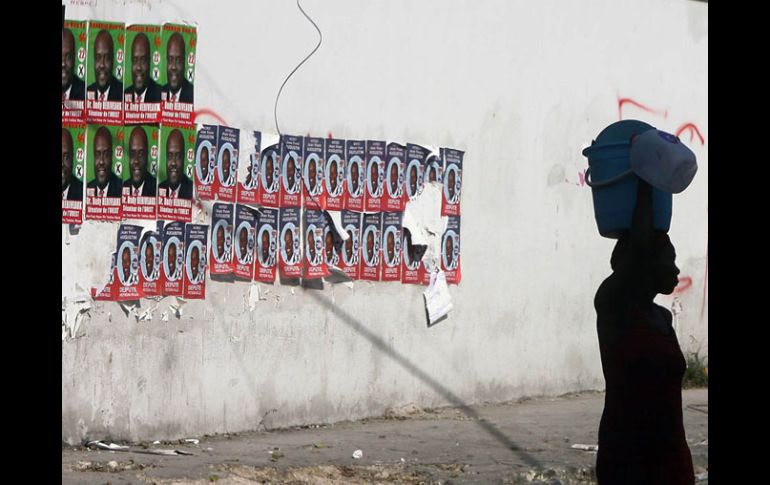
62;0;708;443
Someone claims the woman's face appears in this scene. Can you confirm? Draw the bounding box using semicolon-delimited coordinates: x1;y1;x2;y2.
652;241;680;295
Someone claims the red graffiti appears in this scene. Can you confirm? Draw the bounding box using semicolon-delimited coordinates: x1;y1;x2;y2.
327;132;334;139
618;97;668;121
675;123;706;146
193;108;229;126
673;276;693;294
577;171;586;187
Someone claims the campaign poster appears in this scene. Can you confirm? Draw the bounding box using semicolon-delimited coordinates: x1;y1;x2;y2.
139;227;163;297
303;209;329;279
381;212;403;282
364;140;386;212
92;252;117;301
424;150;443;186
303;137;326;210
121;124;159;220
441;216;461;284
161;221;185;296
237;130;261;204
279;135;303;207
85;124;124;221
401;228;428;285
194;124;217;200
210;203;234;276
62;20;88;123
384;142;407;212
62;123;86;224
278;207;302;278
216;126;239;201
115;224;143;301
233;204;258;280
405;143;428;201
85;21;125;125
160;23;196;126
255;207;279;283
123;24;162;124
256;134;281;207
339;210;362;280
322;211;341;270
325;139;346;211
158;124;195;222
344;140;365;211
441;148;464;216
183;223;208;299
359;212;382;281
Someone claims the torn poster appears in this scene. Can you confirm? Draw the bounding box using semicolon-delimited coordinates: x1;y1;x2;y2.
86;20;125;125
344;140;365;212
139;226;162;297
233;204;257;280
121;124;159;220
441;216;461;284
325;139;346;210
441;148;463;216
160;23;196;126
339;210;361;280
62;123;86;224
323;211;341;269
92;252;117;301
62;20;88;123
384;142;407;212
210;203;234;275
183;223;208;299
161;221;185;296
194;124;217;200
423;270;453;325
304;209;329;279
360;212;382;281
255;207;279;283
405;143;428;200
216;126;239;202
85;124;124;222
381;212;403;282
401;227;428;285
303;136;326;210
257;135;281;207
365;140;386;212
279;207;303;278
123;24;162;124
279;135;303;208
115;224;143;300
425;150;443;186
237;130;263;204
158;124;195;222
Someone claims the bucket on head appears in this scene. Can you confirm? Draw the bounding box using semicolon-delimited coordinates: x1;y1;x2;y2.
582;120;672;238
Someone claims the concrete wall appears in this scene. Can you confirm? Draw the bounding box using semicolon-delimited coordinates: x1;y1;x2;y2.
62;0;708;443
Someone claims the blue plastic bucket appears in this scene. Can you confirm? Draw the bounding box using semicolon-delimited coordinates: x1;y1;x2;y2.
582;120;672;238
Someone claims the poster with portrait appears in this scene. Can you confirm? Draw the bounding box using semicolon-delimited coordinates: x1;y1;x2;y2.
216;126;239;201
441;216;461;284
278;207;302;278
381;212;403;282
85;124;124;221
401;228;428;285
255;207;279;283
303;136;326;210
359;212;382;281
325;139;346;210
121;124;159;220
405;143;428;201
85;21;125;125
237;130;262;204
161;221;185;296
364;140;386;212
158;124;195;222
233;204;258;280
194;124;217;200
322;212;342;270
384;142;407;212
123;24;162;124
62;20;88;123
210;203;234;276
424;149;444;187
441;148;463;216
344;140;365;212
114;224;143;300
339;210;362;280
303;209;329;279
256;134;281;207
62;123;86;224
160;23;196;126
139;227;163;297
92;252;117;301
183;223;208;299
279;135;303;207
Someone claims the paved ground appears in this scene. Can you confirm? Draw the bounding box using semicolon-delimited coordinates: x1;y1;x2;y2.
62;389;708;484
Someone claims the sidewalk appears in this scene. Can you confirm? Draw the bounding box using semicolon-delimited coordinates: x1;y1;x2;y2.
61;389;708;484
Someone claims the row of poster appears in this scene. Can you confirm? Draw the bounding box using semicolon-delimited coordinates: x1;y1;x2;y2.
93;207;461;301
62;19;196;126
62;123;464;224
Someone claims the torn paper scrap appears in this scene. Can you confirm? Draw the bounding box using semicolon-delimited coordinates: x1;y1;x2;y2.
423;270;453;325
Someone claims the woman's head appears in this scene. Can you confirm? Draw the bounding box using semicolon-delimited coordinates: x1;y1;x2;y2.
611;232;680;295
